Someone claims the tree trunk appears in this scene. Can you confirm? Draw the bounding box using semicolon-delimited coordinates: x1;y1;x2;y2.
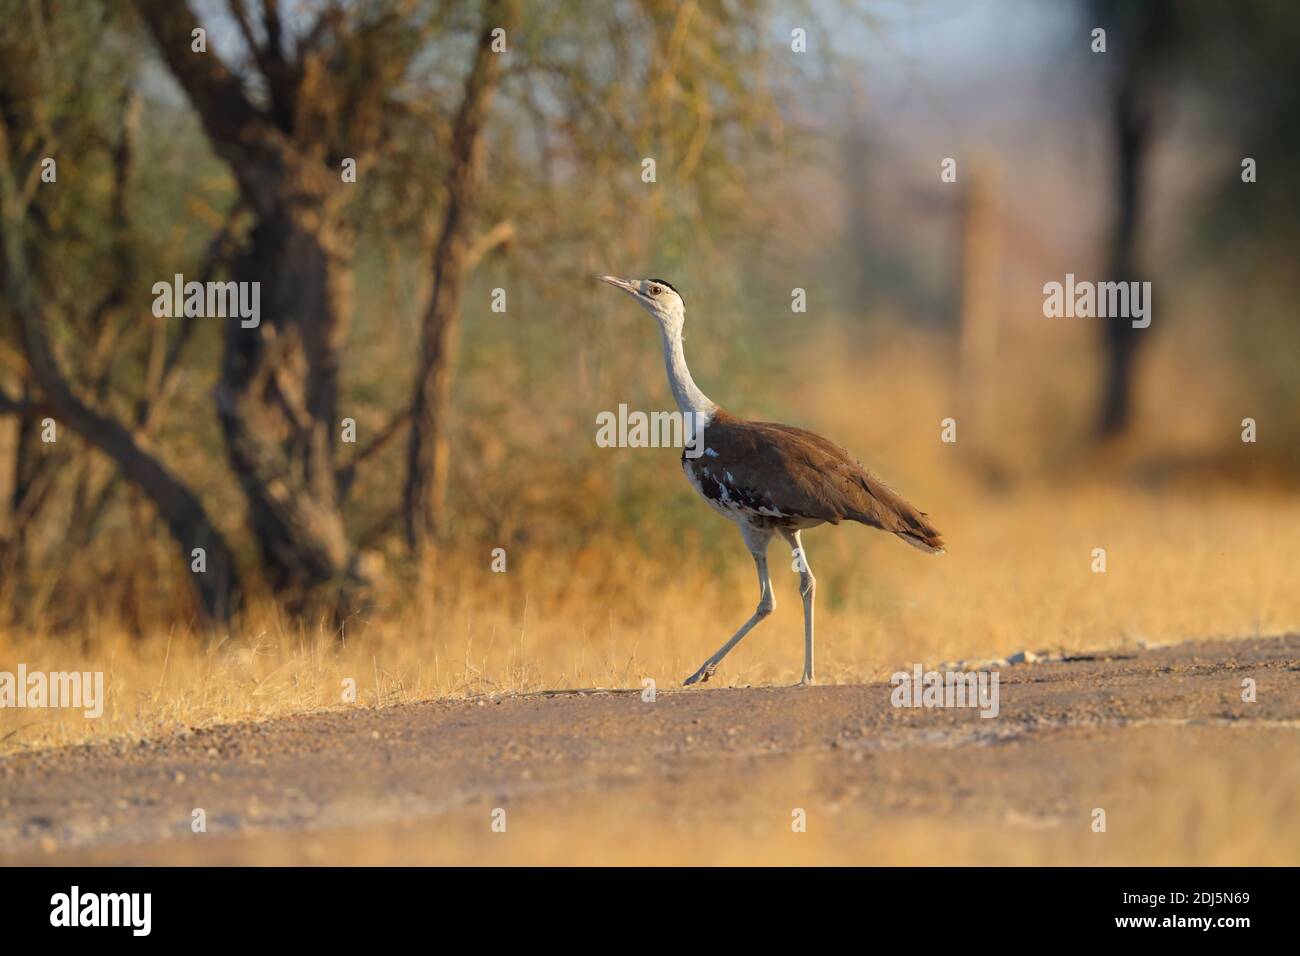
0;389;57;598
135;0;373;618
216;162;365;616
404;0;518;553
1096;3;1169;439
1098;79;1149;438
0;149;243;622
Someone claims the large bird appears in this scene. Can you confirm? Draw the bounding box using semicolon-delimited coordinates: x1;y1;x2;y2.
599;275;944;686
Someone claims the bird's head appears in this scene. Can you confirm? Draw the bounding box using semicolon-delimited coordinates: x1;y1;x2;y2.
597;275;685;334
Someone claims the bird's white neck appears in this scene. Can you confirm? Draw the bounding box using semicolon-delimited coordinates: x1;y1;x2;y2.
659;326;716;429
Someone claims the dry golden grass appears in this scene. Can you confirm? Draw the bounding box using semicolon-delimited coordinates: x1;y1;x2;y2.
2;321;1297;753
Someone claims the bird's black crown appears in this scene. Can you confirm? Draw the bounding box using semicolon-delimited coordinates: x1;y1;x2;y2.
649;278;682;302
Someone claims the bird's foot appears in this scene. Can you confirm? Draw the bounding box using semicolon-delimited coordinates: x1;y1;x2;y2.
683;662;717;686
797;674;816;687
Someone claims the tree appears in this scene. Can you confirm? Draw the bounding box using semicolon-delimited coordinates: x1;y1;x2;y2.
133;0;426;617
1090;0;1181;439
404;0;520;552
0;1;242;622
401;0;795;552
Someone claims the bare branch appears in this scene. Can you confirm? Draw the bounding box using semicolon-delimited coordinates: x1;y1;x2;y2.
338;408;411;498
464;219;516;273
132;0;266;156
0;387;28;415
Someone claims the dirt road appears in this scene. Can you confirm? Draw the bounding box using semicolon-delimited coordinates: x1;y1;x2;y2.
3;635;1299;865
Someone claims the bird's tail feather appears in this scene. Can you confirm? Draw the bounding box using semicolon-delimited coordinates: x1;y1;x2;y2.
898;530;945;554
851;473;946;554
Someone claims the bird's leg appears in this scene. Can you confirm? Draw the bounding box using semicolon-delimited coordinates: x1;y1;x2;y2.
781;529;816;686
683;529;774;686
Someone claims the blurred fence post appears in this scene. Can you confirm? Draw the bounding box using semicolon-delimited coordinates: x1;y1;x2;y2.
957;155;1003;453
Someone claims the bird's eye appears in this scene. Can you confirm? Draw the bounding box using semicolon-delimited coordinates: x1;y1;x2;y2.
649;286;661;296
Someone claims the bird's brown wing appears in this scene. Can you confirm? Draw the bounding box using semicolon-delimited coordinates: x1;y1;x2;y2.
699;411;945;550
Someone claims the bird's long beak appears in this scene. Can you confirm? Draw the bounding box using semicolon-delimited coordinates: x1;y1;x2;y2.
597;275;638;296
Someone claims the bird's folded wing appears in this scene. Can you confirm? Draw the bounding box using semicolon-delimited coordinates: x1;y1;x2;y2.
699;413;941;543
